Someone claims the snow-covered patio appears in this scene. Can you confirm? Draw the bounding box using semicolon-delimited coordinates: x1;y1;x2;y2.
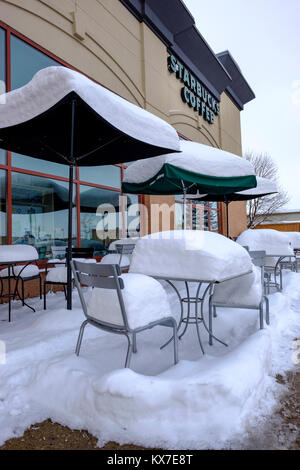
0;269;299;450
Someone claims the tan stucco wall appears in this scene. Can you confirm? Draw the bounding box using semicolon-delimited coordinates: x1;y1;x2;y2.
0;0;247;236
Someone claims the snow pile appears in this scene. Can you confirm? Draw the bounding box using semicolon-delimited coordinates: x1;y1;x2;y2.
130;230;253;282
212;266;262;307
0;270;299;449
0;66;179;153
236;176;277;196
123;140;255;184
87;273;172;329
0;245;38;263
236;229;294;256
46;259;96;283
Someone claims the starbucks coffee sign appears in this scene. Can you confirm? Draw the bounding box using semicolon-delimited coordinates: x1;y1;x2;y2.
168;55;220;124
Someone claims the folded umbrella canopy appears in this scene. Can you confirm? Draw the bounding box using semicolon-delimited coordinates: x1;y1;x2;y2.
122;140;257;228
187;176;278;236
0;66;180;308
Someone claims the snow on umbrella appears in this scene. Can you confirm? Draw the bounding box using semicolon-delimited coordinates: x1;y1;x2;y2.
122;140;257;228
0;66;180;308
187;176;278;237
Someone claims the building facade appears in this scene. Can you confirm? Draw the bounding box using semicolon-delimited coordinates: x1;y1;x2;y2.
256;209;300;232
0;0;255;260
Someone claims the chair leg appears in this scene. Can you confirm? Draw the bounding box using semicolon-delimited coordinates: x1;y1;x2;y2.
39;275;42;299
209;298;213;346
213;306;217;318
63;285;67;300
125;334;133;368
264;296;270;326
259;303;264;329
22;279;25;306
171;319;179;365
43;282;47;310
132;332;137;353
75;320;89;356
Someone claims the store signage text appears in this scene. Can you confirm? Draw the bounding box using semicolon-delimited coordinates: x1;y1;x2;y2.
168;55;220;124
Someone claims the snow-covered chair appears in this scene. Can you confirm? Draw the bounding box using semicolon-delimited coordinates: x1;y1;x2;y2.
71;260;178;368
208;251;269;345
100;243;135;271
44;247;95;309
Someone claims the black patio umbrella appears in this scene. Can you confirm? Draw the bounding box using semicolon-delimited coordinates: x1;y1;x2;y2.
0;66;180;308
186;176;278;237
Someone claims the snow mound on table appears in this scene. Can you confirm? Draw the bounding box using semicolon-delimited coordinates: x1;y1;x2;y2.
0;245;38;263
212;265;262;307
0;264;39;278
108;238;139;250
130;230;252;282
100;253;131;268
123;140;255;183
236;229;293;256
87;273;172;329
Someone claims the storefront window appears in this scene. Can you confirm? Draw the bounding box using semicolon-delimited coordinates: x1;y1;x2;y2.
79;165;121;189
11;173;76;259
175;199;218;232
12;152;70;178
80;185;122;255
0;170;7;244
11;34;61;90
0;27;5;87
125;194;140;238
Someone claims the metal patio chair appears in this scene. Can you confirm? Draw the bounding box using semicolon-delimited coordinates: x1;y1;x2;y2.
208;250;269;345
100;243;135;272
71;260;179;368
43;247;95;309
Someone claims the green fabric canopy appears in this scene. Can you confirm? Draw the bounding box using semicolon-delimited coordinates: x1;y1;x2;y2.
122;163;256;195
122;140;257;196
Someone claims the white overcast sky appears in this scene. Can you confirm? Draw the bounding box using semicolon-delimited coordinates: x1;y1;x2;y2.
184;0;300;210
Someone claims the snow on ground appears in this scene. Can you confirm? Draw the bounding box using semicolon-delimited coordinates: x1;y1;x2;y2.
0;270;299;449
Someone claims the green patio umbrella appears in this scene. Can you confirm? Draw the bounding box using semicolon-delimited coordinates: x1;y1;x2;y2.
186;176;278;236
122;140;257;228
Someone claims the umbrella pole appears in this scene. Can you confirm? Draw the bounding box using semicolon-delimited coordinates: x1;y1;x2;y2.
225;199;229;238
67;99;76;310
183;187;187;230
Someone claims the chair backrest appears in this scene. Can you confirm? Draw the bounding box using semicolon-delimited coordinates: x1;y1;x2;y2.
71;260;129;329
51;246;67;259
115;243;135;256
70;247;95;259
248;250;266;268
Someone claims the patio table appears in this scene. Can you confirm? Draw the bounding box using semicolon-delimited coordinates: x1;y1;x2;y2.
264;254;295;292
153;270;252;354
0;258;39;322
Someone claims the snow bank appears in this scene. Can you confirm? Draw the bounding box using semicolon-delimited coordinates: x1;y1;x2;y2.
212;266;262;307
236;229;294;256
0;66;179;153
0;270;299;449
0;245;38;263
130;230;252;282
87;273;172;329
123;140;255;183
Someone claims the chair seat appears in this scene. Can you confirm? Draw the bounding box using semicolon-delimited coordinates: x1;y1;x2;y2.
212;266;263;308
100;253;131;268
87;273;172;330
46;259;96;283
0;264;40;279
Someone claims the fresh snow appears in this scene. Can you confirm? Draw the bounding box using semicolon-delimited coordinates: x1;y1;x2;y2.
0;66;180;153
237;229;294;256
0;269;299;449
87;273;172;329
0;245;38;263
129;230;253;282
236;176;277;196
123;140;255;184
